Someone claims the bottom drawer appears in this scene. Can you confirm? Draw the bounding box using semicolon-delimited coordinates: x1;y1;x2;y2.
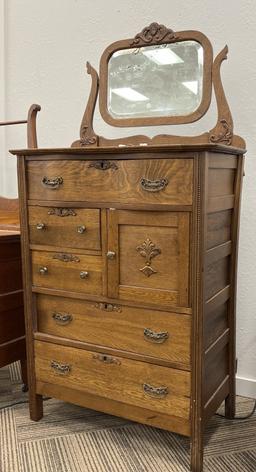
35;341;191;419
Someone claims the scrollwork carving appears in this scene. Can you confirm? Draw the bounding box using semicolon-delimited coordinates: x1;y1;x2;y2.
210;119;233;145
131;22;176;46
136;238;161;277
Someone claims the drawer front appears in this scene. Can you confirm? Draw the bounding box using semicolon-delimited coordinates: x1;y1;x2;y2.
32;251;102;295
27;158;193;205
35;340;191;418
36;295;191;367
29;207;101;251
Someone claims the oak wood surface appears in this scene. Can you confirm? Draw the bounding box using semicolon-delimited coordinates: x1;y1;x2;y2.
32;250;103;295
35;340;191;418
36;380;191;436
13;145;245;472
36;294;191;366
28;207;101;251
107;209;190;308
27;158;193;205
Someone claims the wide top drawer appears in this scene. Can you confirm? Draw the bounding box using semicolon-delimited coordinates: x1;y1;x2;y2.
27;158;193;205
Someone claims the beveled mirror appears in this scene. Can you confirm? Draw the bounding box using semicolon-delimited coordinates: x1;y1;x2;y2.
71;23;245;149
99;25;213;126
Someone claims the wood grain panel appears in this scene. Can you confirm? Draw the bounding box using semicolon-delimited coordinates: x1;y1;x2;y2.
28;207;101;250
205;257;230;301
35;340;191;419
203;344;229;404
207;210;232;250
27;159;193;205
36;380;191;436
36;294;191;366
32;250;103;295
208;169;235;197
204;301;228;349
107;210;190;308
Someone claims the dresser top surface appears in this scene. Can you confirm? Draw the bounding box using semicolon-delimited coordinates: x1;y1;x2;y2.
10;142;245;157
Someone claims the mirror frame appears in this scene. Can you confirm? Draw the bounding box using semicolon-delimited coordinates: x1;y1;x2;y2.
99;24;213;127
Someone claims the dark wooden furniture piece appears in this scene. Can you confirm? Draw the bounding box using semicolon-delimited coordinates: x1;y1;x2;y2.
0;105;40;388
12;24;245;472
0;197;27;386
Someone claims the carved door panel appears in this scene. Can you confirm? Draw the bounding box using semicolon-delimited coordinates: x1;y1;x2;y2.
107;210;190;308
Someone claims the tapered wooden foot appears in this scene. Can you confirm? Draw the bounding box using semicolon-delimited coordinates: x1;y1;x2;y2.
29;393;43;421
20;358;28;392
191;433;204;472
225;393;236;419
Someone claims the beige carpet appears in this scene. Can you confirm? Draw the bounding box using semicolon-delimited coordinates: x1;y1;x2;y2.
0;362;255;472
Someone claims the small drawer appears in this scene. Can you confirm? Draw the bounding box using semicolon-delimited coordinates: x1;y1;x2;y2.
35;340;191;419
32;251;102;295
29;207;101;251
36;294;191;367
27;158;193;206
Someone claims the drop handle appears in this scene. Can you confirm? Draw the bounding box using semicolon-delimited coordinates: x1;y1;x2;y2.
143;383;169;399
52;312;73;325
140;178;168;192
80;271;89;279
107;251;116;260
36;223;46;231
51;360;71;375
42;176;63;189
77;225;86;234
143;328;169;344
39;266;48;275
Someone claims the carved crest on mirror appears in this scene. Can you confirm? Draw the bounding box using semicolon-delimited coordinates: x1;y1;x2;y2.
71;23;245;149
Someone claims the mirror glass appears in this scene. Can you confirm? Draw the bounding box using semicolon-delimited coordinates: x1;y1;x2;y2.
107;41;204;120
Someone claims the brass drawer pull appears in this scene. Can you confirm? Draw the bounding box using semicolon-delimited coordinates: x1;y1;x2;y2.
143;328;169;344
80;271;89;279
77;225;86;234
52;312;73;325
107;251;116;260
92;353;121;365
51;360;71;375
42;176;63;189
88;161;118;171
36;223;46;231
95;302;122;313
39;266;48;275
140;178;169;192
143;383;169;399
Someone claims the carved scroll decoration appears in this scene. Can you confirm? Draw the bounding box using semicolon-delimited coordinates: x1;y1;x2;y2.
136;238;161;277
71;62;99;147
131;22;176;46
209;46;233;146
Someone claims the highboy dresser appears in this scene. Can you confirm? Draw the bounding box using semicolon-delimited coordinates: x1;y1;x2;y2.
12;24;246;472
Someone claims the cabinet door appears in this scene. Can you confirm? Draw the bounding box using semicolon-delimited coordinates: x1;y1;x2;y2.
107;210;190;308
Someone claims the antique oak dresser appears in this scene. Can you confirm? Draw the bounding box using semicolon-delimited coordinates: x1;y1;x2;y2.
12;24;246;472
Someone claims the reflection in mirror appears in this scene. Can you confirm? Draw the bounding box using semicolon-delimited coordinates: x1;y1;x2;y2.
108;41;204;119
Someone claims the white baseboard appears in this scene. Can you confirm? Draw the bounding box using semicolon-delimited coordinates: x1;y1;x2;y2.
236;375;256;398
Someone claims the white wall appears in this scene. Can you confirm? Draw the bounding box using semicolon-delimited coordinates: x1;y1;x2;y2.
1;0;255;397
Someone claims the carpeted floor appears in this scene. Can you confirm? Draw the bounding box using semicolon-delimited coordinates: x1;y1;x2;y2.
0;362;255;472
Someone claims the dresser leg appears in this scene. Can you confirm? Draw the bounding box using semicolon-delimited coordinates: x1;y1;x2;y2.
29;394;43;421
20;358;28;392
225;392;236;419
190;432;204;472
